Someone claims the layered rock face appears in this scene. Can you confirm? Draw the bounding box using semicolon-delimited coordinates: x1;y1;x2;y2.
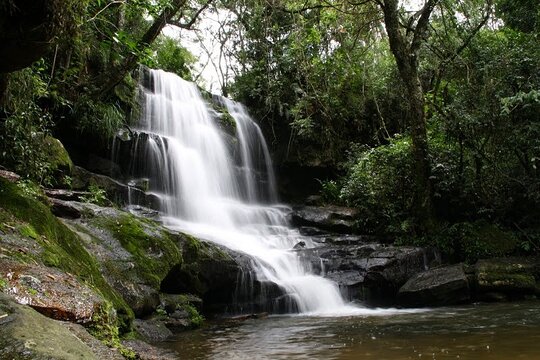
0;172;261;358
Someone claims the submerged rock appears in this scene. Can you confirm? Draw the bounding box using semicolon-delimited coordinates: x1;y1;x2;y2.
397;264;472;307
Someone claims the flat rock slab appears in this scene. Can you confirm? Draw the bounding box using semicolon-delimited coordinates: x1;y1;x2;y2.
397;264;471;307
0;260;104;323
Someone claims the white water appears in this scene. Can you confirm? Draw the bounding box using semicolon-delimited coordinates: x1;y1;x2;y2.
132;69;408;316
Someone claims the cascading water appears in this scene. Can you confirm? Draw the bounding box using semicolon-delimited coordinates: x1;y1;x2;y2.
127;68;361;315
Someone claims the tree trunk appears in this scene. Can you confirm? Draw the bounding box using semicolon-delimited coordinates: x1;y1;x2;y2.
405;67;433;232
380;0;436;233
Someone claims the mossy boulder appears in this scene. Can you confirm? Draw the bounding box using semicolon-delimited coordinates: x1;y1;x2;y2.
64;209;183;317
0;292;116;360
475;257;540;299
0;177;133;333
62;204;246;317
41;136;74;181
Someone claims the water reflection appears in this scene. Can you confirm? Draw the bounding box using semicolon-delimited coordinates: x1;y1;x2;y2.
162;301;540;359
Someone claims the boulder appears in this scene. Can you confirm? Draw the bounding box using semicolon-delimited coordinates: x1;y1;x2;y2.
42;136;73;177
0;260;105;323
0;292;108;359
475;257;540;300
133;318;174;342
44;188;91;201
397;264;472;307
49;198;84;218
63;204;257;316
0;170;20;183
122;340;179;360
298;243;440;306
291;205;360;233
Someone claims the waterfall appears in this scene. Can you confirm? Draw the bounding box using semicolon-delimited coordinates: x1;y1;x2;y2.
128;68;358;315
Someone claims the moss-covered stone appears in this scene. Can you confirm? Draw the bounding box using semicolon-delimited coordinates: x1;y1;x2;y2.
95;213;183;289
475;257;539;295
0;178;133;333
0;292;100;359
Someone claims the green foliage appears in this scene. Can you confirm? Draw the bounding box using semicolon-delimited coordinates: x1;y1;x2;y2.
88;301;136;359
227;0;400;165
81;184;109;206
340;136;414;233
0;276;7;291
0;67;56;184
73;97;125;139
318;179;341;204
184;303;204;327
143;35;196;80
496;0;540;33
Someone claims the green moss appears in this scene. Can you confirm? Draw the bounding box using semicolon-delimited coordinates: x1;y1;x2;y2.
88;301;136;360
0;276;7;291
0;178;134;333
41;135;73;175
17;224;38;239
96;214;183;289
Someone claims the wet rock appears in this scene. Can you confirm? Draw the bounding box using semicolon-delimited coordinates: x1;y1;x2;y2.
291;205;360;233
397;264;471;307
293;241;306;249
298;243;439;306
122;339;180;360
71;166;150;206
133;318;174;342
0;292;102;359
475;257;540;298
0;260;104;323
62;203;254;317
44;188;90;201
64;214;165;317
305;195;323;206
160;293;203;313
87;154;123;178
49;198;83;218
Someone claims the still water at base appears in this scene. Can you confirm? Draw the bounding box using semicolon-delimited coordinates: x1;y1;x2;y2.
160;301;540;359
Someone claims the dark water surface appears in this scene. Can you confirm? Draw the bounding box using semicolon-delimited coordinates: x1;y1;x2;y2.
161;301;540;359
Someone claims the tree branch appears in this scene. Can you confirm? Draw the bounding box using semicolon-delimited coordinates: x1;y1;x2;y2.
410;0;439;53
168;0;214;29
